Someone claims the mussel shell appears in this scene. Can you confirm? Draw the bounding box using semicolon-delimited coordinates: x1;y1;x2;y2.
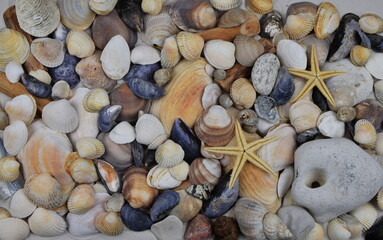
121;203;153;231
49;52;80;88
116;0;144;32
21;74;52;98
254;96;279;123
95;159;121;194
131;140;144;167
170;118;202;164
259;10;283;38
150;190;180;222
126;62;161;81
270;68;295;106
312;88;329;112
367;34;383;52
98;105;122;132
296;127;319;145
144;150;156;169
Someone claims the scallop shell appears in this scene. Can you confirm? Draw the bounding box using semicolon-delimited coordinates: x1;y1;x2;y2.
66;30;95;58
168;161;190;181
131;45;161;65
246;0;273;14
42;99;79;133
327;217;352;240
0;156;20;182
304;222;324;240
365;52;383;80
147;165;182;190
284;13;315;40
141;0;165;15
5;61;24;83
176;31;205;61
204;40;236;70
89;0;118;15
28;207;67;237
9;189;37;218
95;212;124;236
15;0;60;37
58;0;96;30
338;214;363;239
350;45;371;67
188;158;221;189
359;14;383;34
0;28;30;71
277;40;307;70
83;88;110;113
76;137;105;159
29;69;52;85
349;203;378;231
24;173;63;209
234;35;264;67
0;207;11;219
169;190;203;222
109;121;135;144
67;184;96;214
314;2;340;39
5;94;36;126
210;0;241;11
3;120;28;157
31;38;65;68
289;100;322;133
135;113;167;148
354;119;377;149
161;35;182;68
218;8;252;28
105;193;125;212
155;139;185;167
52;80;72;100
101;35;131;80
68;156;99;184
230;78;256;109
263;212;293;240
0;218;30;240
377;188;383;210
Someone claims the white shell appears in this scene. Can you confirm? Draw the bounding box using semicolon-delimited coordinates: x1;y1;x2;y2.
109;121;136;144
0;218;30;240
277;165;294;198
5;94;36;126
5;61;24;83
155;139;184;167
147;165;182;189
66;30;95;58
316;111;345;138
377;188;383;210
160;35;181;68
263;212;293;240
42;99;79;133
10;189;37;218
349;203;378;231
28;207;67;237
89;0;118;15
4;120;28;156
135;113;166;148
374;80;383;104
338;214;364;239
52;80;72;100
101;35;131;80
202;83;222;110
277;40;307;70
29;69;52;85
131;45;161;65
365;51;383;80
289;100;322;133
204;40;236;70
168;161;190;181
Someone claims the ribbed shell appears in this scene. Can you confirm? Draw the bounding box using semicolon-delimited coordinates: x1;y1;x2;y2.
4;94;36;126
141;0;164;15
28;207;67;237
263;212;293;240
155;140;185;167
135;113;166;147
147;165;182;190
210;0;241;11
378;188;383;210
0;218;30;240
354;119;377;149
3;120;28;157
327;218;352;240
94;212;124;236
161;35;182;68
76;137;105;159
0;156;20;182
168;161;190;181
68;157;99;184
105;193;125;212
83;88;110;113
31;38;65;68
188;158;221;189
176;32;205;61
234;35;265;67
10;189;37;218
89;0;118;15
109;121;135;144
204;40;236;70
304;222;324;240
58;0;96;30
42;99;79;133
67;184;95;214
284;13;315;40
0;207;11;219
230;78;257;109
0;28;30;71
246;0;273;14
349;203;378;231
66;30;95;58
314;2;340;39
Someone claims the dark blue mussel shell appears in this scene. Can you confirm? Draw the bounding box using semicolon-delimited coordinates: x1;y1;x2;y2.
367;34;383;52
21;74;52;98
131;140;144;167
144;150;156;169
201;170;239;219
121;203;153;231
170;118;202;164
98;105;122;132
312;87;329;112
49;51;80;88
149;190;180;222
270;68;294;106
365;217;383;240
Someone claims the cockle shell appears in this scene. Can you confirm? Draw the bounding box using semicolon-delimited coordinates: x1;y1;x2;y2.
246;0;273;14
42;99;79;133
52;80;72;100
304;222;324;240
210;0;241;11
350;45;371;66
314;2;340;39
83;88;110;113
15;0;60;37
105;193;125;212
67;184;96;214
234;35;264;67
4;94;36;126
365;52;383;80
349;203;378;231
155;139;184;167
327;217;358;240
131;45;161;65
0;157;20;182
204;40;236;70
359;14;383;34
317;111;345;138
142;0;165;15
284;13;315;40
354;119;377;149
109;121;135;144
58;0;96;31
31;38;65;68
168;161;190;182
76;137;105;159
289;100;322;133
263;212;294;240
277;40;307;69
176;32;205;61
89;0;118;15
101;35;131;80
3;121;28;157
10;189;36;218
147;165;182;190
218;8;252;28
161;35;182;68
135;113;167;148
230;78;257;109
0;218;30;240
5;61;24;83
0;28;29;71
188;158;221;189
28;207;67;237
95;212;124;236
66;30;95;58
170;190;203;222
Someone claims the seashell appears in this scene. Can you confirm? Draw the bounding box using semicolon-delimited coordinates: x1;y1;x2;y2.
150;190;180;222
83;88;110;113
131;45;161;65
29;69;52;85
76;137;105;159
10;189;36;218
50;51;81;88
202;83;223;113
349;203;378;231
176;32;205;61
213;216;240;240
327;217;353;240
153;68;171;87
317;111;345;138
31;38;65;68
155;139;184;167
230;78;256;109
277;166;294;199
254;95;279;123
284;13;315;40
186;183;211;201
5;61;24;83
147;165;182;189
277;40;307;69
365;52;383;80
0;217;30;240
67;156;99;184
169;161;190;181
359;14;383;34
116;0;145;32
238;109;257;126
109;121;135;144
189;158;221;189
0;28;29;71
234;35;264;67
377;188;383;210
263;212;293;240
210;0;241;11
53;23;69;42
24;173;63;210
339;214;364;239
314;2;340;39
219;94;234;109
184;214;213;240
3;121;28;157
304;222;325;240
350;45;371;66
354;119;377;149
218;8;251;28
136;113;167;148
170;0;217;32
289;100;322;133
122;167;159;208
204;40;236;70
58;0;96;31
251;53;280;96
89;0;118;15
298;34;331;68
66;30;95;58
28;207;67;237
121;203;153;231
21;74;52;98
105;193;125;212
101;35;131;80
0;207;11;219
141;0;165;15
246;0;273;14
95;212;124;236
376;133;383;157
161;35;182;68
52;80;72;100
98;105;122;132
0;109;9;131
259;10;283;38
95;159;121;194
67;184;95;214
194;105;235;147
93;182;108;194
42;99;79;133
169;189;203;222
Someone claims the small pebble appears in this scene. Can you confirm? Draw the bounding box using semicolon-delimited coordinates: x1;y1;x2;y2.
213;69;226;80
336;106;356;122
154;69;171;87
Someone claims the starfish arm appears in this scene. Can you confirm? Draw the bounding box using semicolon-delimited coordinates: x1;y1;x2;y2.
246;152;278;176
311;45;320;74
234;119;248;149
204;146;242;156
318;71;345;79
246;136;278;151
288;69;313;79
229;153;246;189
315;79;337;107
289;78;316;103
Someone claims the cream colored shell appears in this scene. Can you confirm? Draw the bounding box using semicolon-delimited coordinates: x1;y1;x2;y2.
42;99;79;133
94;212;124;236
89;0;118;15
76;137;105;159
155;139;185;167
0;28;30;71
0;156;20;182
5;61;24;84
176;31;204;61
101;35;131;80
5;94;36;126
28;207;67;237
66;30;95;58
10;189;37;218
147;165;182;189
67;184;96;214
204;40;236;70
31;38;65;68
83;88;110;113
3;120;28;156
0;218;30;240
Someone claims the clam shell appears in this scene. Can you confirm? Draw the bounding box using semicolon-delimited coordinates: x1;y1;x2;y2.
218;8;252;28
304;222;324;240
176;32;205;61
101;35;131;80
95;212;124;236
0;218;30;240
246;0;273;14
350;45;371;66
168;161;190;181
155;139;184;167
0;207;11;219
83;88;110;113
141;0;164;15
135;113;167;148
68;157;99;184
31;38;65;68
230;78;256;109
58;0;96;30
289;100;322;133
89;0;118;15
5;61;24;83
338;214;364;239
263;212;293;240
189;158;221;189
0;28;30;71
109;121;135;144
202;83;222;110
67;184;96;214
354;119;377;149
131;45;161;65
316;111;345;138
52;80;72;100
42;99;79;133
30;69;52;85
4;120;28;157
5;94;36;126
365;52;383;80
15;0;60;37
327;217;352;240
28;207;67;237
277;40;307;69
210;0;241;11
66;30;95;58
204;40;236;70
349;203;378;231
234;35;264;67
76;137;105;159
161;35;182;68
359;14;383;34
105;193;125;212
169;190;203;222
284;13;315;40
147;165;182;190
314;2;340;39
10;189;36;218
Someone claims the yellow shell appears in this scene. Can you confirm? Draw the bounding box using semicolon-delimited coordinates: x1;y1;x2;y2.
289;100;322;133
0;28;29;71
161;35;182;68
58;0;96;31
230;78;257;109
31;38;65;68
89;0;118;15
350;45;371;67
94;212;124;236
0;207;11;219
83;88;110;113
246;0;273;14
76;137;105;159
67;184;96;214
142;0;165;15
284;13;315;40
155;139;185;167
304;222;324;240
349;203;378;231
314;2;340;39
0;108;9;130
66;30;95;58
359;14;383;34
377;188;383;210
176;31;204;61
0;156;20;182
354;119;377;149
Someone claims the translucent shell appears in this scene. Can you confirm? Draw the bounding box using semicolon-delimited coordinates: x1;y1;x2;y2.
94;212;124;236
176;31;205;61
42;99;79;133
28;207;67;237
58;0;96;31
353;119;377;149
155;139;185;167
66;30;95;58
5;94;36;126
246;0;273;14
31;38;65;68
0;156;20;182
314;2;340;39
0;28;29;71
83;88;110;113
284;13;315;40
67;184;96;214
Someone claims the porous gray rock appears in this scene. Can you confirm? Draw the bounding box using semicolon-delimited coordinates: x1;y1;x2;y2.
151;215;184;240
277;205;315;239
251;53;280;95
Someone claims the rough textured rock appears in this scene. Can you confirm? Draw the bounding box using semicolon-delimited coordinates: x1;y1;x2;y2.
277;205;315;239
184;214;212;240
151;215;184;240
251;53;280;95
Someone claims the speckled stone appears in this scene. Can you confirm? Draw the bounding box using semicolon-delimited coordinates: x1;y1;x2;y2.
254;96;279;123
151;215;184;240
184;214;212;240
251;53;280;95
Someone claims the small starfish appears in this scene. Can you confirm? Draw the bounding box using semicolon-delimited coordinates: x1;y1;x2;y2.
205;119;277;189
288;45;345;107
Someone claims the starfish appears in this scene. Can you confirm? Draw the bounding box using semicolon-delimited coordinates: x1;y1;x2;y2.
288;44;345;107
205;119;277;189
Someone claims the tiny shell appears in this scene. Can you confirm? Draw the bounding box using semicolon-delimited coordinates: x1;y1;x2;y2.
277;40;307;69
89;0;118;15
234;35;264;67
52;80;72;100
230;78;256;109
5;61;24;84
76;137;105;159
204;40;236;70
350;45;371;66
67;184;95;214
83;88;110;113
0;217;30;240
155;139;185;167
246;0;272;14
66;30;95;58
105;193;125;212
314;2;340;39
101;35;131;80
3;121;28;156
0;155;20;182
359;14;383;34
349;203;378;231
42;99;79;133
354;119;377;149
10;189;36;218
316;111;345;138
31;38;65;68
189;158;221;189
109;121;136;144
95;212;124;236
263;212;293;240
284;13;315;40
141;0;164;15
131;45;161;65
176;31;205;61
28;207;67;237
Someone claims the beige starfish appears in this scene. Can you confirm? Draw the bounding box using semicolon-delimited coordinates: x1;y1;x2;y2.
205;119;277;189
288;44;345;107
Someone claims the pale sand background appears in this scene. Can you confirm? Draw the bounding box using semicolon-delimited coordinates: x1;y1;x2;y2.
0;0;382;239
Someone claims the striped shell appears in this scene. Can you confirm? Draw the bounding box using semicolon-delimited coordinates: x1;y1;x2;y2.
0;28;29;71
354;119;377;149
155;139;185;167
0;218;30;240
176;31;204;61
188;158;221;189
284;13;315;40
83;88;110;113
3;120;28;156
161;35;182;68
42;99;79;133
94;212;124;236
230;78;257;109
304;222;324;240
377;188;383;210
168;161;190;181
9;189;37;218
66;30;95;58
28;207;67;237
0;156;20;182
67;155;99;184
314;2;340;39
89;0;118;15
350;45;371;67
234;35;264;67
359;14;383;34
147;165;182;190
135;113;167;148
31;38;65;68
67;184;95;214
210;0;241;11
263;212;293;240
76;137;105;159
58;0;96;30
246;0;273;14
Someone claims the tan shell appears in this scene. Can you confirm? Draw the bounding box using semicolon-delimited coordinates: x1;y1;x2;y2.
359;14;383;34
218;8;252;28
52;80;73;100
169;190;202;222
176;31;205;61
89;0;118;15
42;99;79;133
169;161;190;181
0;207;11;219
314;2;340;39
9;189;37;219
58;0;96;31
76;137;105;159
67;154;99;184
354;119;377;149
67;184;96;214
210;0;241;11
377;188;383;210
24;173;63;209
147;165;182;189
15;0;60;37
101;35;131;80
83;88;110;113
105;193;125;212
3;120;28;157
5;94;36;126
95;212;124;236
0;156;20;182
263;212;293;240
204;40;236;70
327;218;352;240
66;30;95;58
0;218;30;240
135;113;167;148
246;0;273;14
31;38;65;68
0;28;30;71
349;203;378;231
230;78;257;109
161;35;182;68
338;214;364;239
234;35;264;67
289;100;322;133
5;61;24;84
29;69;52;85
142;0;165;15
284;13;315;40
188;158;221;189
28;207;67;237
155;139;185;167
131;45;161;65
350;45;371;67
304;222;324;240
